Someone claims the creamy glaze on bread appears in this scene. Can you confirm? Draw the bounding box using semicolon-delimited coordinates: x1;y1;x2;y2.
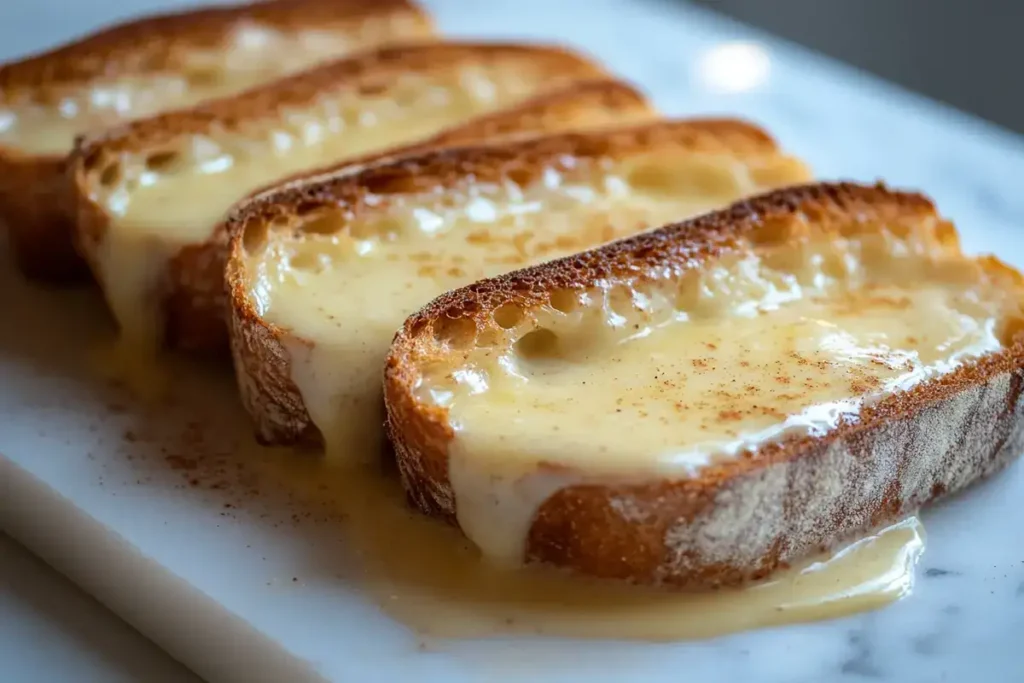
68;42;614;356
0;0;432;281
225;118;810;453
176;78;655;353
384;182;1024;586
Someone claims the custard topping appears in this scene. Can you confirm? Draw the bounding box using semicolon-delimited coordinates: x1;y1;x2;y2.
248;152;808;457
416;230;1019;564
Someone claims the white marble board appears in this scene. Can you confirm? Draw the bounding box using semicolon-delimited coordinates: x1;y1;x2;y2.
2;0;1024;681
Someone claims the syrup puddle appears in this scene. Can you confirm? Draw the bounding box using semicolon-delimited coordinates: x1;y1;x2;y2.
255;457;925;641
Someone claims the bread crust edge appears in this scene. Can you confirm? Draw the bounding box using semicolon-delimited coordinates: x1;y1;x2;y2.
0;150;88;282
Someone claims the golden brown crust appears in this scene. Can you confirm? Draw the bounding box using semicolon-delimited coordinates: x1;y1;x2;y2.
382;182;1024;586
0;152;87;282
0;0;429;92
225;117;801;445
73;72;647;354
0;0;432;283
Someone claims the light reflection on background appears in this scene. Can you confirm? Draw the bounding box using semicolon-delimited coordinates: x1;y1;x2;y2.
695;41;772;93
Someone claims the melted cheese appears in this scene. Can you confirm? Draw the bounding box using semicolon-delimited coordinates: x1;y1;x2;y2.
419;235;1015;565
248;154;808;457
0;21;426;155
257;455;925;640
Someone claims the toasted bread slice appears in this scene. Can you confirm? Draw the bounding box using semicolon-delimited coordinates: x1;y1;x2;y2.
383;182;1024;586
0;0;433;282
72;76;654;356
225;118;811;456
69;43;614;358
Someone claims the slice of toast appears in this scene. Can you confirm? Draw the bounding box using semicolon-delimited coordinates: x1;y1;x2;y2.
225;118;811;456
383;182;1024;586
0;0;433;282
72;75;654;356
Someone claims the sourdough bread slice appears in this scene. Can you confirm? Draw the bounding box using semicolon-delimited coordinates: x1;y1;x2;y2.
0;0;432;282
69;42;611;357
225;118;811;456
383;182;1024;586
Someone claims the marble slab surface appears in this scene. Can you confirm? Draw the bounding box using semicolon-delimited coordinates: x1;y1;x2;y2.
2;0;1024;681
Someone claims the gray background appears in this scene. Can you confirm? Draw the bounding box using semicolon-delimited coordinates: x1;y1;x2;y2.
689;0;1023;134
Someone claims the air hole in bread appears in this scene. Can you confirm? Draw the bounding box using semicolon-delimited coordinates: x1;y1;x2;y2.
549;289;579;314
607;284;640;320
99;162;122;188
289;250;323;273
506;165;534;188
82;147;104;173
883;221;914;240
145;151;181;173
351;216;401;241
393;85;431;109
357;80;388;97
626;158;742;197
999;316;1024;346
409;319;429;338
267;217;292;236
819;248;852;281
136;50;167;73
674;270;702;313
493;304;524;329
294;201;324;217
514;328;560;361
298;212;340;236
432;316;476;349
363;171;420;195
747;217;796;246
242;221;269;255
856;232;899;265
185;66;222;87
761;244;807;275
624;161;680;195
